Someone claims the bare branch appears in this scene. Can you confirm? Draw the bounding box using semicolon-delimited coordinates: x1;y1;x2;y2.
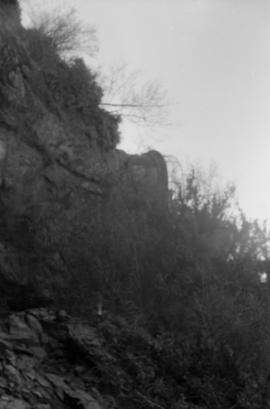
24;4;98;58
98;64;169;126
23;4;170;127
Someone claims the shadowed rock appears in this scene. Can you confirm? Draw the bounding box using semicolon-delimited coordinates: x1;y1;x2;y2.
0;307;194;409
126;150;168;210
0;5;169;305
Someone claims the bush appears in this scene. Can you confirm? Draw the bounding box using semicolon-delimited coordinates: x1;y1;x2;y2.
60;164;270;408
25;6;97;58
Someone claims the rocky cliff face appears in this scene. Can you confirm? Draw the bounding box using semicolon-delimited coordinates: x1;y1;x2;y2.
0;1;168;310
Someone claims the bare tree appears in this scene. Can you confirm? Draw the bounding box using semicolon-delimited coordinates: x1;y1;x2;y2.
23;4;169;127
24;4;98;58
98;64;169;127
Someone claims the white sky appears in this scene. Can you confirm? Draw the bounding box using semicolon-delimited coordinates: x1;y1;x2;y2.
20;0;270;223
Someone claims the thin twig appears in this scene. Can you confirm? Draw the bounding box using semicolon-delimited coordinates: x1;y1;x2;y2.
133;390;165;409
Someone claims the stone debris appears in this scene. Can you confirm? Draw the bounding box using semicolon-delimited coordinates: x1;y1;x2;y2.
0;308;104;409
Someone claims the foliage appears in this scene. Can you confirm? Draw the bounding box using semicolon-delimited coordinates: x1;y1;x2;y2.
3;3;270;406
170;164;269;264
59;163;270;408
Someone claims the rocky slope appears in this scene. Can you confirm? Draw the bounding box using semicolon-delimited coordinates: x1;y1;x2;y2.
0;4;185;406
0;307;203;409
1;3;269;409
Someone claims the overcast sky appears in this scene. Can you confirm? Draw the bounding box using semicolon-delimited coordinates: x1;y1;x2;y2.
21;0;270;223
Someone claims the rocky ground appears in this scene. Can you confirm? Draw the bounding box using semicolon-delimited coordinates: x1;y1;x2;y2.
0;307;204;409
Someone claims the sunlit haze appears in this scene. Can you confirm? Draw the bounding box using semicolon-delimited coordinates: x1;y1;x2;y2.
21;0;270;223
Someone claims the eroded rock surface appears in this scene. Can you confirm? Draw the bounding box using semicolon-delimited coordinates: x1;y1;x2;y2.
0;0;169;305
0;308;202;409
0;308;105;409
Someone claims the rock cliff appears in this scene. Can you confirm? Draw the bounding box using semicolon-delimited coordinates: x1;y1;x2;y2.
0;0;168;310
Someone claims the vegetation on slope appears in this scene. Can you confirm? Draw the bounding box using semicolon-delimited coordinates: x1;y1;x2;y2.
53;161;270;408
1;2;270;408
0;0;120;150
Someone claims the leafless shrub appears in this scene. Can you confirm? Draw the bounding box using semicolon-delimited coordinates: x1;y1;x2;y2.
23;4;98;58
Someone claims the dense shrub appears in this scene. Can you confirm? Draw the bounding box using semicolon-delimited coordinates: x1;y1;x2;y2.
60;165;270;408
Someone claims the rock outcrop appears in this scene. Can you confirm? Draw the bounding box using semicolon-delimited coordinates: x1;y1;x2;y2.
0;0;169;307
0;307;199;409
124;150;168;211
0;308;104;409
